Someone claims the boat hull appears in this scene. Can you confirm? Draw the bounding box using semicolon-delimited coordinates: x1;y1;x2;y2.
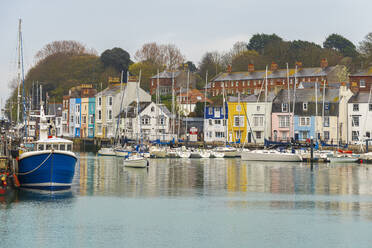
18;151;77;191
241;151;302;162
124;158;148;168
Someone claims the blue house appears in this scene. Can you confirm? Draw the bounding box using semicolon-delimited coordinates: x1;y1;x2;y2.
204;104;228;142
293;115;315;141
69;98;76;137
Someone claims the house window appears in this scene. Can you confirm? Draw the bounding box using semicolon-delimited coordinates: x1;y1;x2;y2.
253;115;264;127
98;97;102;106
97;124;102;134
76;105;80;112
247;89;251;94
324;131;330;141
214;108;221;117
257;106;260;111
235;131;242;140
303;102;308;111
231;82;233;87
82;116;86;124
215;119;221;125
282;131;288;140
223;120;227;126
360;80;366;88
279;115;290;128
208;107;213;115
353;104;359;111
369;104;372;111
324;116;330;127
234;116;244;127
106;110;112;120
98;110;102;120
255;131;262;139
159;117;165;125
324;103;329;111
301;131;309;139
299;117;310;126
151;107;155;112
352;131;359;141
352;116;359;127
108;96;113;106
215;132;225;138
141;117;150;125
209;119;213;126
236;105;242;112
76;115;80;124
282;103;288;112
89;115;94;124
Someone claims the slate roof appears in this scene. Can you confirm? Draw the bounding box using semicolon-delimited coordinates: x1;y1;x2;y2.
95;84;121;97
213;66;336;82
350;67;372;77
273;88;340;103
151;70;182;79
348;92;372;103
228;91;276;103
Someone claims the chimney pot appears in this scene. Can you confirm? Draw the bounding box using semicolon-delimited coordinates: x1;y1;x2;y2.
270;62;278;71
248;63;254;72
320;58;328;69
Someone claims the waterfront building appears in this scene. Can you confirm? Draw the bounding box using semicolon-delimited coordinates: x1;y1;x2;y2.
88;97;95;138
80;84;97;138
209;59;348;97
118;101;172;141
227;93;274;144
95;76;151;139
69;97;75;137
347;92;372;143
74;98;81;137
62;96;70;137
177;89;212;116
149;70;197;95
204;105;227;143
272;85;352;143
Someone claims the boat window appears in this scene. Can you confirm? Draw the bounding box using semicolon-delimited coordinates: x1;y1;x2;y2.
46;144;52;150
67;144;72;151
60;144;66;151
38;144;44;151
53;144;58;150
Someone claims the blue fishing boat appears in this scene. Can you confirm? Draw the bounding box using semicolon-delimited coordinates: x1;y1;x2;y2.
17;106;77;191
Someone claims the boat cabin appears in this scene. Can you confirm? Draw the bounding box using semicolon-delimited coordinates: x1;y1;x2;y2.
36;138;73;152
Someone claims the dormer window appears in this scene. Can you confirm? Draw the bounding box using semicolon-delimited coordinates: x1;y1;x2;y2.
303;102;308;111
353;104;359;112
360;80;366;88
282;103;288;112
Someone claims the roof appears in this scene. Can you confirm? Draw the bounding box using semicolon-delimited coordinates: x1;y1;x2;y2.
213;66;336;82
95;84;121;97
348;92;371;103
151;70;182;79
273;88;340;103
228;91;276;103
119;102;152;118
178;89;212;104
350;67;372;77
47;103;63;116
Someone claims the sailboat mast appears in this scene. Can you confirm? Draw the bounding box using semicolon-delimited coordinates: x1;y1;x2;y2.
156;69;160;142
286;63;291;139
204;71;208;128
16;19;22;125
171;71;175;137
137;70;142;143
264;66;268;140
315;80;318;140
292;65;298;139
185;70;190;139
222;81;227;146
322;80;326;140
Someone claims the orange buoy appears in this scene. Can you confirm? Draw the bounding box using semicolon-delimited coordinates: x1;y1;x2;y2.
13;174;20;187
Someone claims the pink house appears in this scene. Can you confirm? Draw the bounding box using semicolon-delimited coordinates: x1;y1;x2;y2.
271;113;293;142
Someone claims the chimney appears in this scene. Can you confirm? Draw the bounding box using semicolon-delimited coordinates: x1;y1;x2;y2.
227;65;232;73
295;61;302;69
320;58;328;69
248;63;254;72
270;62;278;71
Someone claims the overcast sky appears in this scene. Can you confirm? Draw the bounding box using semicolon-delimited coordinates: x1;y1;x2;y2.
1;0;371;101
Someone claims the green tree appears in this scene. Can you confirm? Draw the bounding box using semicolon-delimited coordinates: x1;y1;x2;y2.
100;47;132;74
129;61;165;92
324;34;358;58
247;33;283;54
359;32;372;68
194;102;204;117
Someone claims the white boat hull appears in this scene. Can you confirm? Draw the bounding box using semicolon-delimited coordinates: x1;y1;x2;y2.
241;150;302;162
98;148;116;156
150;150;167;158
123;157;148;168
329;157;358;163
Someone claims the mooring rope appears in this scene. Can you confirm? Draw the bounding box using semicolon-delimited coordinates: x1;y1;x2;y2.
17;152;53;176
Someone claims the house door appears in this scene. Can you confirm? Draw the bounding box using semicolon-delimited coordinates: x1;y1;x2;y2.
294;132;299;141
248;132;251;143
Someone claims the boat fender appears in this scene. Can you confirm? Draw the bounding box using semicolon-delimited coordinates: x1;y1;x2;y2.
12;174;20;187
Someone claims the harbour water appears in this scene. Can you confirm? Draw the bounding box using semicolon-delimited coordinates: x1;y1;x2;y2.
2;153;372;247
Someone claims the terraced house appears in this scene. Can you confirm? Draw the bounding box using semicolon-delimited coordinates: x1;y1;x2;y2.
209;59;347;97
204;104;227;143
95;77;151;139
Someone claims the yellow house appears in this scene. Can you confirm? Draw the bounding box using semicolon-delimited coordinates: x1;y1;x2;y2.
81;97;89;138
227;99;247;143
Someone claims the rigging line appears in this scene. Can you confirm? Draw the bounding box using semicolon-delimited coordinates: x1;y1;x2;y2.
17;152;53;176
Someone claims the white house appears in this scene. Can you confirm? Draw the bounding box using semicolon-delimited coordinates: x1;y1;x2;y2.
118;102;173;141
348;92;372;143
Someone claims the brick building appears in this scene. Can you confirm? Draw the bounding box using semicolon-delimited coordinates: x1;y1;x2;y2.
209;59;348;96
150;70;196;95
349;67;372;92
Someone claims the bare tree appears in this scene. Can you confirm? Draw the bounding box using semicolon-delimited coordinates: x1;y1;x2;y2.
35;40;90;61
134;42;185;69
